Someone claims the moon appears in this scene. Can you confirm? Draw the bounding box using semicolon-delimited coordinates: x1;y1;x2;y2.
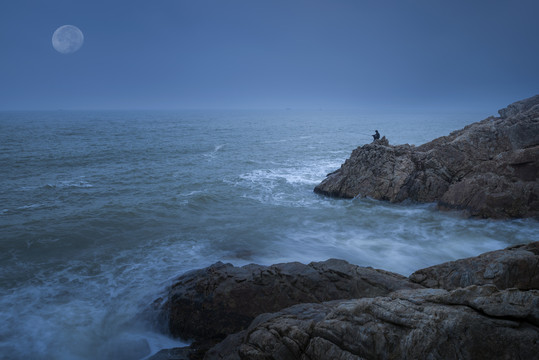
52;25;84;54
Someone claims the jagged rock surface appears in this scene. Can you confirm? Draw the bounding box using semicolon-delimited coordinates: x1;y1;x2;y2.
409;241;539;290
314;95;539;218
206;286;539;360
157;259;421;344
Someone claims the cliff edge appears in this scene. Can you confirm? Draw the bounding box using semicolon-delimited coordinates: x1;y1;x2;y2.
314;95;539;218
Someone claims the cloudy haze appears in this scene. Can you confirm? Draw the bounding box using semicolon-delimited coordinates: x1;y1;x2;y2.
1;0;538;110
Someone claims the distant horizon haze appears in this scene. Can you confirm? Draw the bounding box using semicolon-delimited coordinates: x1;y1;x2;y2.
1;0;538;112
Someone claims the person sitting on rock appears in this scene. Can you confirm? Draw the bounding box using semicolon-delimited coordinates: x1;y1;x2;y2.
372;130;380;141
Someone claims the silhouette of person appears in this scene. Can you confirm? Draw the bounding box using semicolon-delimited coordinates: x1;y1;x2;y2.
372;130;380;141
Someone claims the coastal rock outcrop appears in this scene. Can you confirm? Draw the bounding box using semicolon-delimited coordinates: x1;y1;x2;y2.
410;241;539;290
207;285;539;360
157;259;421;344
314;95;539;218
150;242;539;359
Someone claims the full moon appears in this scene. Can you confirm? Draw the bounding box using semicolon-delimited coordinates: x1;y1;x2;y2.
52;25;84;54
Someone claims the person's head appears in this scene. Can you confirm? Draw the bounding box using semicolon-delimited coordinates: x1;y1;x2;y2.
375;130;379;133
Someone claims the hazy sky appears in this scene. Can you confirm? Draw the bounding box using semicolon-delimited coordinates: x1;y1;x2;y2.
1;0;538;110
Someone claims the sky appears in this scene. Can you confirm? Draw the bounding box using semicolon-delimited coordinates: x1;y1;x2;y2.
1;0;538;111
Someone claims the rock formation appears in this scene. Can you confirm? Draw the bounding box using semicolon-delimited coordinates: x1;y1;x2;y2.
149;242;539;360
314;95;539;219
410;241;539;290
155;259;420;349
207;286;539;360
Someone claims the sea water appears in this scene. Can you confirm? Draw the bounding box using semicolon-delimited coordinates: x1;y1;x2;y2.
0;110;537;359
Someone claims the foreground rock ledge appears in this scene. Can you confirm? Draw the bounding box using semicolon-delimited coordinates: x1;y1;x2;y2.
410;241;539;290
208;286;539;360
314;95;539;219
156;259;421;344
150;241;539;360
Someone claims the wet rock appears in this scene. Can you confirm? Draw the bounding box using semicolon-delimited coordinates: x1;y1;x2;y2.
410;241;539;290
207;286;539;360
157;259;421;343
314;95;539;218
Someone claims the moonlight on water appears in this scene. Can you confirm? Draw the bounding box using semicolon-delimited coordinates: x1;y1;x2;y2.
52;25;84;54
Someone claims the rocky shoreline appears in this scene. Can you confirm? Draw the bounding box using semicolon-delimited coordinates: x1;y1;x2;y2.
148;97;538;359
149;241;539;360
314;95;539;219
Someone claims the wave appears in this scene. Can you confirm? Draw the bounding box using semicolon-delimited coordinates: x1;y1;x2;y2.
226;158;342;206
54;180;94;188
179;190;203;198
0;233;214;360
240;159;341;186
202;144;226;160
18;179;94;191
251;205;524;276
17;203;44;210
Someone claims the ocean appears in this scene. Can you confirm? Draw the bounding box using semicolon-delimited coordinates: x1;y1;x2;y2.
0;109;537;359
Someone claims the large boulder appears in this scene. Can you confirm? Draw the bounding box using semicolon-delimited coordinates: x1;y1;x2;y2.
314;95;539;218
409;241;539;290
150;242;539;360
156;259;421;344
206;285;539;360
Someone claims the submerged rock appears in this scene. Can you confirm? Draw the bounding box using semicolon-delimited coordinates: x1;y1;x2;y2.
314;95;539;218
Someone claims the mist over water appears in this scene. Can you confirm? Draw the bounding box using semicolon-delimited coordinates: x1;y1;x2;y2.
0;110;536;359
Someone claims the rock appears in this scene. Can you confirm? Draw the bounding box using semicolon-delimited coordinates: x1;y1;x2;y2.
153;242;539;359
373;135;389;146
207;286;539;360
438;145;539;218
314;95;539;218
410;241;539;290
436;285;539;326
157;259;421;344
498;95;539;118
205;302;338;360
